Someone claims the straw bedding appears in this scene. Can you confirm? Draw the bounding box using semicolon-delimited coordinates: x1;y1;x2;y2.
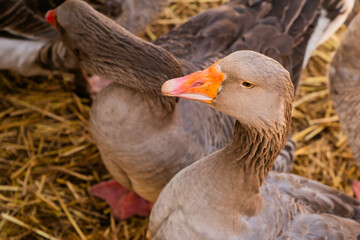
0;1;359;239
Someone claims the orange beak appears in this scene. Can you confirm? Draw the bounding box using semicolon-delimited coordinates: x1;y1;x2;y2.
45;9;56;28
161;60;225;103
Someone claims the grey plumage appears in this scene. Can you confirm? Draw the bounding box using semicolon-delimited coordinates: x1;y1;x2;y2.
0;0;56;39
149;51;360;240
272;139;296;173
155;0;354;89
52;0;353;203
329;14;360;167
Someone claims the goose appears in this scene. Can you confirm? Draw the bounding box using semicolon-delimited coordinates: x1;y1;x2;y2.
50;0;353;219
329;14;360;200
0;0;170;94
150;50;360;239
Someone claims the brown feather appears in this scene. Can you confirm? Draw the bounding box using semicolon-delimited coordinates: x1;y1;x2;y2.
330;14;360;166
149;51;360;240
52;0;353;203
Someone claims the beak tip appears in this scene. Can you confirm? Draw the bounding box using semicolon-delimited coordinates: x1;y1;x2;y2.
161;79;177;96
45;9;56;28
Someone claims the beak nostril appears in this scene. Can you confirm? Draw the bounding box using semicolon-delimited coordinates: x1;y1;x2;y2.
191;81;204;88
162;60;224;103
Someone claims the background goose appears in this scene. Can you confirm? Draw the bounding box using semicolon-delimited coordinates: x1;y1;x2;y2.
150;50;360;239
329;14;360;200
0;0;170;81
51;0;354;219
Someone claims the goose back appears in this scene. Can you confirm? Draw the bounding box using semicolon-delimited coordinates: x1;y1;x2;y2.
0;0;170;38
155;0;354;89
0;0;56;39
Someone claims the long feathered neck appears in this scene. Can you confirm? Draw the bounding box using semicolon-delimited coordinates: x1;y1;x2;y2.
224;92;293;188
58;2;184;111
226;119;289;187
191;101;292;218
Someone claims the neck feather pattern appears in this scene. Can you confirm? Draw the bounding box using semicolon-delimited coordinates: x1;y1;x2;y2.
227;105;291;187
59;3;184;112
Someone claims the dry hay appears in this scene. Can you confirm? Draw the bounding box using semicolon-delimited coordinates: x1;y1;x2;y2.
0;1;359;239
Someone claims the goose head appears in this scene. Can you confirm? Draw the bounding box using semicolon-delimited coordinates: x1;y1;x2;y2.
162;50;294;128
45;0;93;53
45;0;108;73
46;0;183;100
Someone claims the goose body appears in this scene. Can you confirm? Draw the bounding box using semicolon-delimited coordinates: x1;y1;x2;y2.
330;14;360;167
150;50;360;240
0;0;170;76
152;170;360;239
329;14;360;200
52;0;353;217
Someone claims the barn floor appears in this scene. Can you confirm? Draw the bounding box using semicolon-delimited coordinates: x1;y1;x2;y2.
0;1;359;239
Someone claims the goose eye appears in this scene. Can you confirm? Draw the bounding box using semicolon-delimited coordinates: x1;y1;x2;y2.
241;81;254;88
